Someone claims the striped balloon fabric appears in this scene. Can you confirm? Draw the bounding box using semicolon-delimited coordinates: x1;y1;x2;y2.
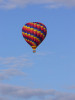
22;22;47;53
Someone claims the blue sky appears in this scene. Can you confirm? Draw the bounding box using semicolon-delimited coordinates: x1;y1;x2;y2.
0;0;75;100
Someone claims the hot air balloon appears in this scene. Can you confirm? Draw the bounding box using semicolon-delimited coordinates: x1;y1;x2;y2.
22;22;47;53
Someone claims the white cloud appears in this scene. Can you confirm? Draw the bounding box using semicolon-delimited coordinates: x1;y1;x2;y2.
3;69;26;76
0;0;75;9
0;97;9;100
0;55;32;80
66;86;75;90
0;84;75;100
44;92;75;100
36;51;54;56
0;68;26;80
0;84;55;99
0;56;33;68
0;55;33;80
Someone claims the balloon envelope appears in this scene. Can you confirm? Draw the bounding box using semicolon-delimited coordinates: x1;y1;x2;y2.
22;22;47;53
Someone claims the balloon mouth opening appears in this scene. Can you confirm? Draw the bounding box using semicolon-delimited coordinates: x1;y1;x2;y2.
33;50;36;53
32;46;36;53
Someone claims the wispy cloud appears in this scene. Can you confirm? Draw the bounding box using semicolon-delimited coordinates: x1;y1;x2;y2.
65;85;75;90
0;83;55;99
0;68;26;80
36;51;54;56
47;92;75;100
0;84;75;100
0;56;33;68
0;97;9;100
0;55;31;80
0;0;75;9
